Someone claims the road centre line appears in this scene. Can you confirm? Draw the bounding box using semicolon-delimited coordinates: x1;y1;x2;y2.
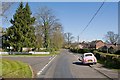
37;55;57;76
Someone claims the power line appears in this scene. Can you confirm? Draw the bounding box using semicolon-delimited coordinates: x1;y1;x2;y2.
80;0;106;35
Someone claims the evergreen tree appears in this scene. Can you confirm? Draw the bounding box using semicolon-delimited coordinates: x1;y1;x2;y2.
22;3;36;48
4;2;35;52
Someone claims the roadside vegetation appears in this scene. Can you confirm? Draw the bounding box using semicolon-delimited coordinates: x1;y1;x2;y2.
0;59;2;77
93;51;120;69
2;2;64;53
1;59;32;78
69;48;120;69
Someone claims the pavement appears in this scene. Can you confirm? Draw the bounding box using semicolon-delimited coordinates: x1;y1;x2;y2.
90;63;119;79
74;52;119;80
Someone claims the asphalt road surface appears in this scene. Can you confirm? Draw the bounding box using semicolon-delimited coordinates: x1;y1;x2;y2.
2;56;52;77
38;49;108;78
3;49;118;79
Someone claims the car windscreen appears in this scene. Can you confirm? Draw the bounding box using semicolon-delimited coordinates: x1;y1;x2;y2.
85;54;92;57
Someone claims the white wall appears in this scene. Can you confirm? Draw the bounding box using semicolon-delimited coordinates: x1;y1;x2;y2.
0;52;50;54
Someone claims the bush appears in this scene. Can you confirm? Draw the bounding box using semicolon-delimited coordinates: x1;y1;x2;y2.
70;48;91;54
98;46;116;54
78;49;90;53
99;46;107;53
94;53;100;60
93;51;120;69
108;46;116;54
114;50;120;55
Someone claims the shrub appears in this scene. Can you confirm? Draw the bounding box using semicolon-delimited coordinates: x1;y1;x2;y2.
94;53;100;60
70;48;91;54
114;50;120;55
100;46;108;53
98;46;116;54
93;51;120;69
108;46;116;54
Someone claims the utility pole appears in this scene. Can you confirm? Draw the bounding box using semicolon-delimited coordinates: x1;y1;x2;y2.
77;35;79;53
118;1;120;50
77;36;79;43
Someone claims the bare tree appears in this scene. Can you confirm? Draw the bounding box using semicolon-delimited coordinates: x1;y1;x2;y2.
34;6;61;50
105;31;119;45
35;25;43;51
64;32;74;46
50;22;64;50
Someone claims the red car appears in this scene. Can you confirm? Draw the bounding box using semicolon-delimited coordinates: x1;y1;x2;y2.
81;53;97;64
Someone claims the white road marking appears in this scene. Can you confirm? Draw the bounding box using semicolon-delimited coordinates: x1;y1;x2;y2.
37;55;57;76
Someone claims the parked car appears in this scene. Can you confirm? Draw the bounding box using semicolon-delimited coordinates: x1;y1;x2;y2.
80;53;97;64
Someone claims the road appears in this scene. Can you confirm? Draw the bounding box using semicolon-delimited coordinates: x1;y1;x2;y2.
2;56;52;77
3;49;118;79
38;49;108;78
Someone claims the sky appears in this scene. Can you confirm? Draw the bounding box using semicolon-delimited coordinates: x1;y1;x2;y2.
2;1;118;42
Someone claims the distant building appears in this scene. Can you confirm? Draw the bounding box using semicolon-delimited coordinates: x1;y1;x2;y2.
71;41;90;49
71;40;118;50
77;44;84;49
105;44;118;50
22;48;33;52
89;40;105;49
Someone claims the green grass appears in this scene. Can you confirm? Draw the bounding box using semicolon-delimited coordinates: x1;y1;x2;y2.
1;59;32;78
2;51;59;57
0;59;2;77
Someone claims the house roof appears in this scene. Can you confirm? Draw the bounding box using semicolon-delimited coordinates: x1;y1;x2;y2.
105;44;117;49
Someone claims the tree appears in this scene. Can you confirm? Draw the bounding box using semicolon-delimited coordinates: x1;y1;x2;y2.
35;6;59;50
64;32;74;47
35;25;43;51
22;3;36;47
3;2;35;52
50;23;64;50
105;31;119;45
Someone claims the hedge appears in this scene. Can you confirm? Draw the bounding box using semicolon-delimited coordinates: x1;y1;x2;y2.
93;51;120;69
70;48;91;54
114;50;120;55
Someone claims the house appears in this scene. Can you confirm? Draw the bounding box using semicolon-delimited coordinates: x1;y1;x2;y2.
89;40;105;49
72;42;89;49
77;44;84;49
105;44;118;50
22;48;33;52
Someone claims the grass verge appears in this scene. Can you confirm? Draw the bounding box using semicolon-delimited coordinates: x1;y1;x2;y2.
1;59;32;78
0;58;2;77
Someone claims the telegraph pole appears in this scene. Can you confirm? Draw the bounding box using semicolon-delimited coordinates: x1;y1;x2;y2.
118;1;120;50
77;36;79;43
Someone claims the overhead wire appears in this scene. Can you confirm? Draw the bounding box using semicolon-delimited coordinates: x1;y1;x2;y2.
80;0;106;35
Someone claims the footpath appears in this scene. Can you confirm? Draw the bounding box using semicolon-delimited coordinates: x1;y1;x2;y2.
91;63;119;80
